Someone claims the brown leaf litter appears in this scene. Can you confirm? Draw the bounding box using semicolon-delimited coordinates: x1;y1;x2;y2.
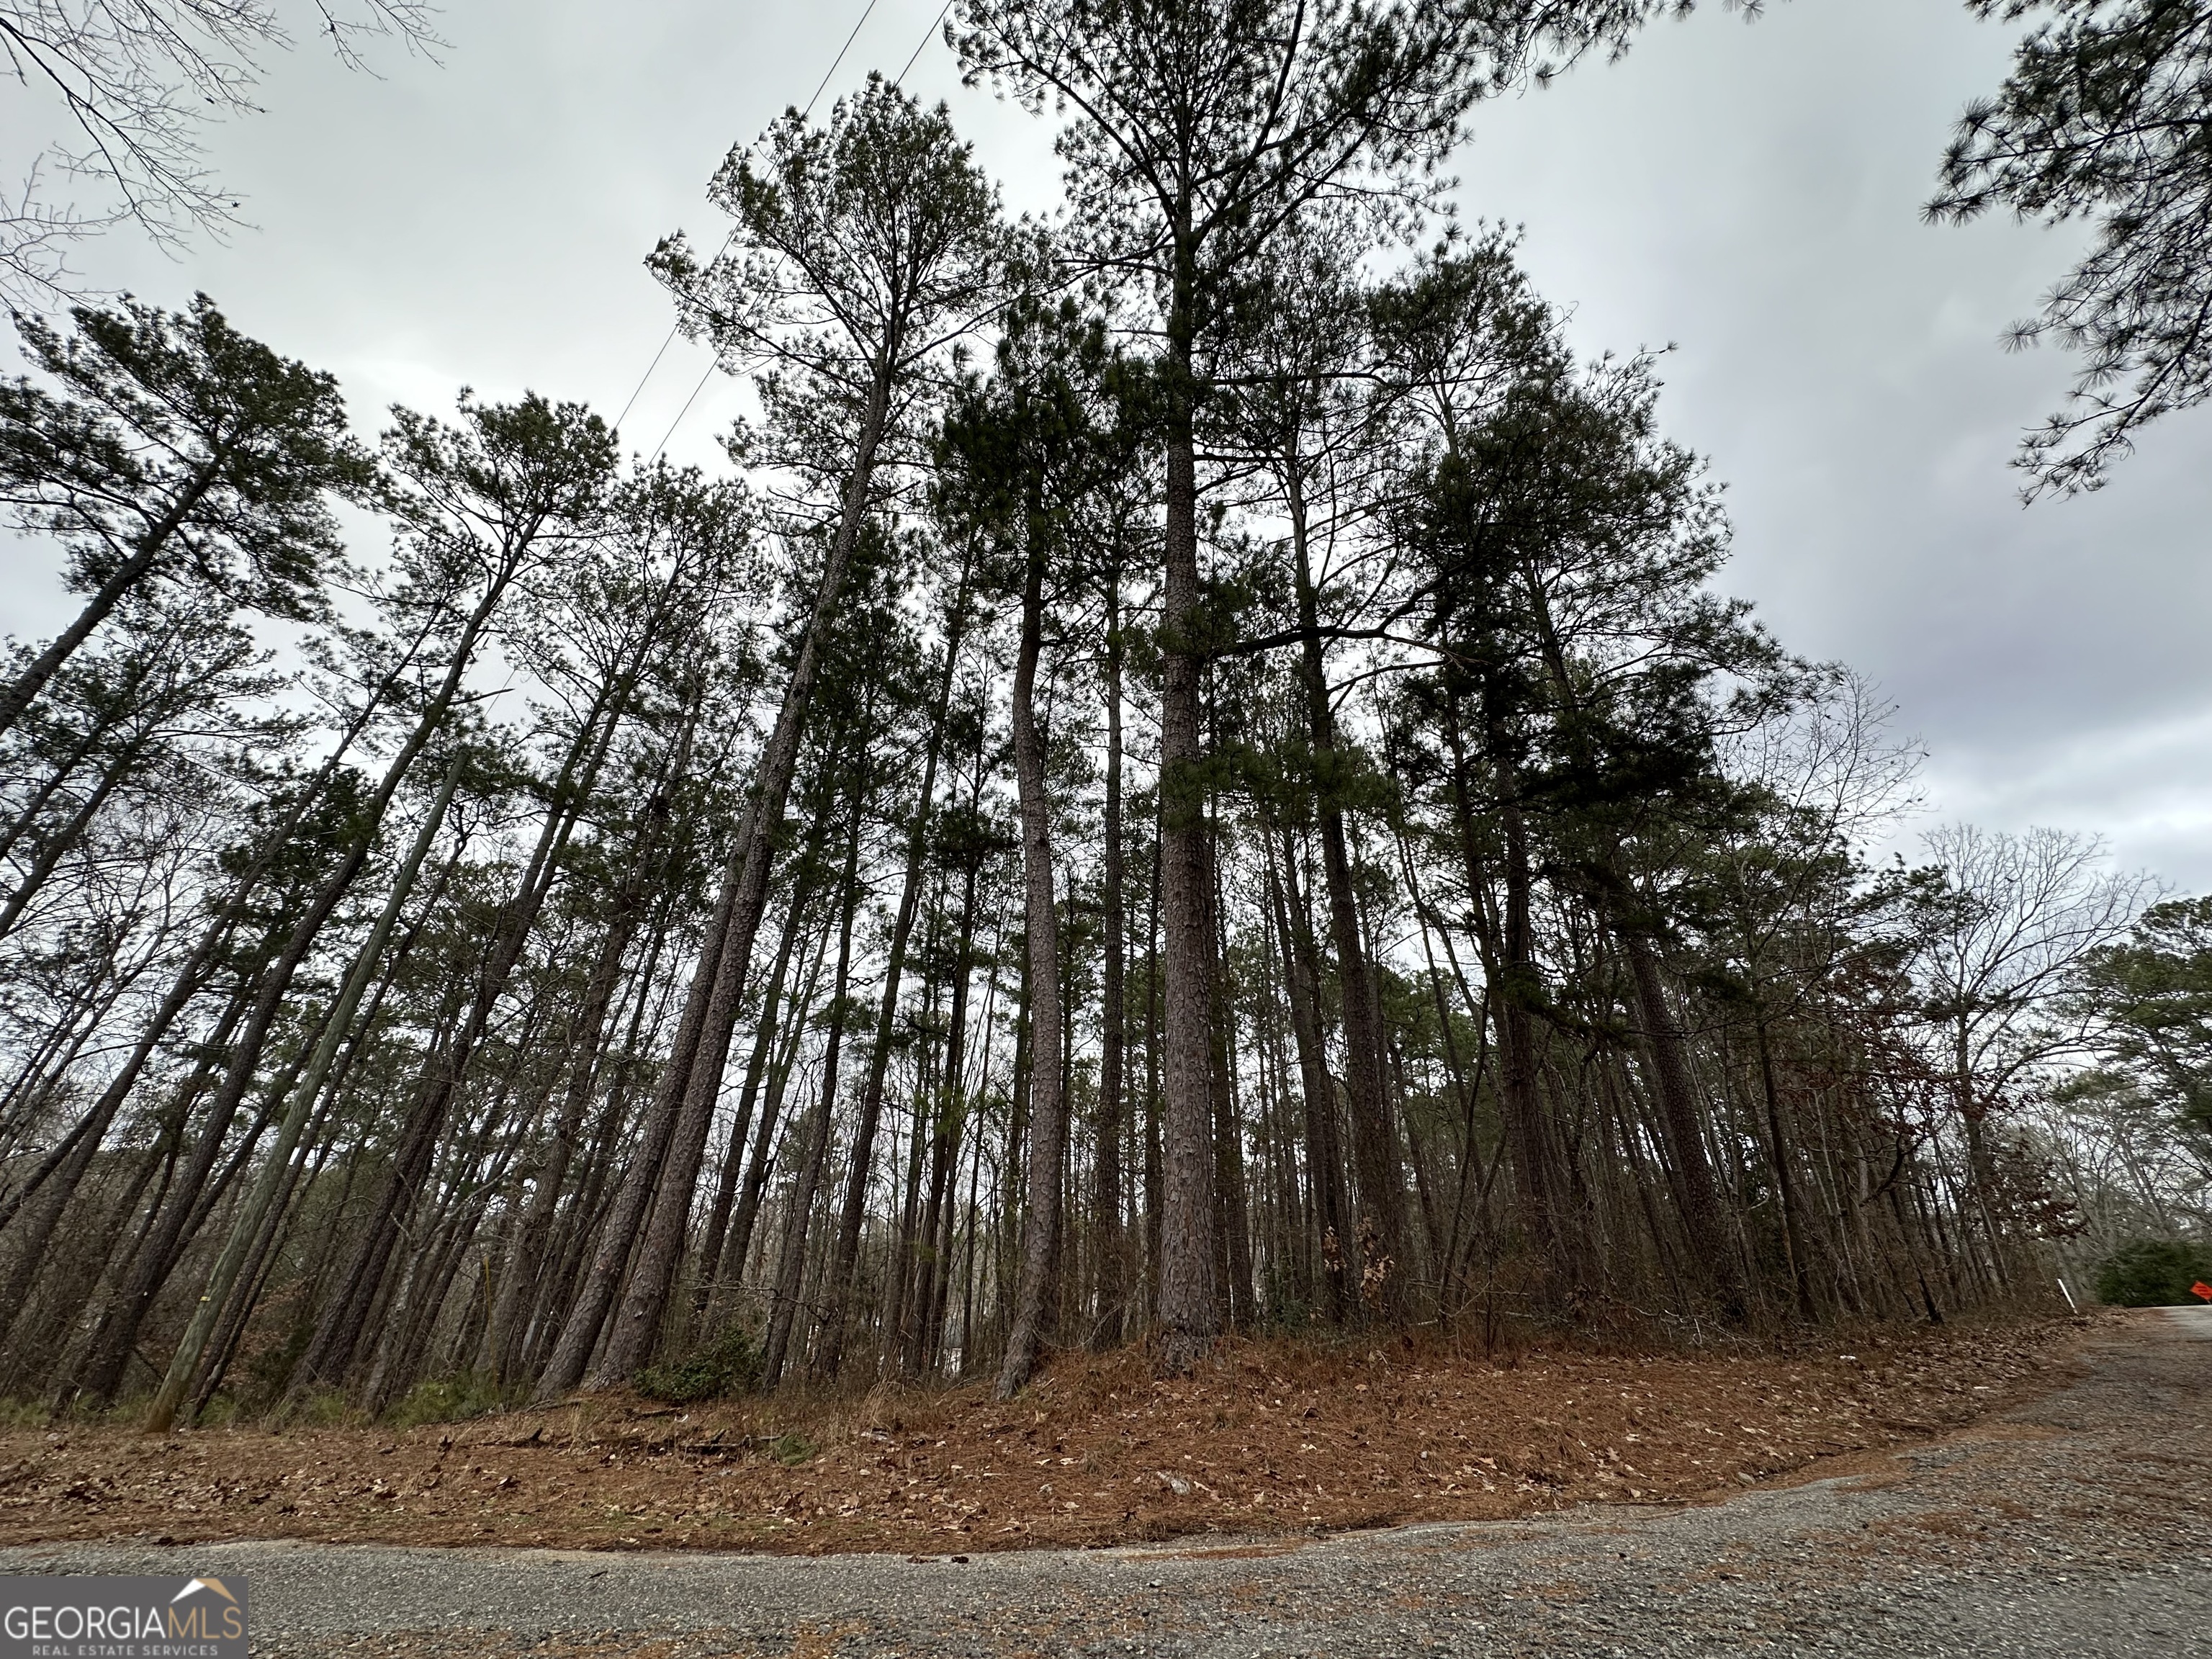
0;1313;2098;1557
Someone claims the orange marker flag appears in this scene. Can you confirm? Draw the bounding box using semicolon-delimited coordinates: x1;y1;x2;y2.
2191;1281;2212;1303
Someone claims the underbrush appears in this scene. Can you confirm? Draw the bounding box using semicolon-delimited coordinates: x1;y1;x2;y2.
636;1321;763;1404
2095;1237;2212;1306
385;1372;505;1428
4;1300;2070;1443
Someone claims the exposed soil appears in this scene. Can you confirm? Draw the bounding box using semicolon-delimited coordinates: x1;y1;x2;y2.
0;1314;2093;1559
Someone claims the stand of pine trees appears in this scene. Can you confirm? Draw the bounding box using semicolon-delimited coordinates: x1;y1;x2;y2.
0;20;2184;1424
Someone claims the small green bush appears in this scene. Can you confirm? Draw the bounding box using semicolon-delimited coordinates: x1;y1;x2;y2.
2094;1238;2212;1307
385;1372;503;1427
289;1386;356;1429
635;1321;763;1404
769;1431;816;1466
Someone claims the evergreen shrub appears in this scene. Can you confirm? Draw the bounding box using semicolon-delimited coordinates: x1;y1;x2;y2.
636;1321;763;1403
2094;1238;2212;1306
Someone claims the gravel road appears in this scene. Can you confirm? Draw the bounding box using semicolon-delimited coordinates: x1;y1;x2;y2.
6;1308;2208;1658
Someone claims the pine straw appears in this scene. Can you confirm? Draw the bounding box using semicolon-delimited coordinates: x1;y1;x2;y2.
0;1314;2097;1556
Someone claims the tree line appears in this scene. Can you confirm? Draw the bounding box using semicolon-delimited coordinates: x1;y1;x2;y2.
0;0;2204;1426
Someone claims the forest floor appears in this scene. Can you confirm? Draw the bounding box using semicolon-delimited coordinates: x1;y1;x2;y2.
0;1311;2093;1556
6;1309;2209;1655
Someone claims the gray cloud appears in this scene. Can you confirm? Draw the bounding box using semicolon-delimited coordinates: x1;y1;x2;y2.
2;0;2203;883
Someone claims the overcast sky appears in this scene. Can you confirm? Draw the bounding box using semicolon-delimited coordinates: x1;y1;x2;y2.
5;0;2207;889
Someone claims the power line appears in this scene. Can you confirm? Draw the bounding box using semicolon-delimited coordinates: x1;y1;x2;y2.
805;0;884;120
618;0;886;440
650;359;720;463
613;327;678;432
897;0;954;87
649;1;954;461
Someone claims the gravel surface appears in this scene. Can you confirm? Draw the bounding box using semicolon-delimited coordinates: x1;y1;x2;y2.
5;1307;2207;1658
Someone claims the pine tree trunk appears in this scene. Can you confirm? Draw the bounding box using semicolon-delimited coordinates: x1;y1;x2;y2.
145;753;463;1429
1620;930;1748;1321
1204;825;1254;1329
1448;696;1575;1282
1142;844;1164;1317
1155;237;1218;1371
719;914;834;1311
0;919;232;1345
1285;466;1405;1317
1268;835;1349;1322
587;373;895;1388
816;551;974;1380
1752;1012;1817;1321
299;693;617;1395
691;878;813;1323
880;942;940;1367
996;538;1065;1399
0;726;156;942
533;841;742;1399
72;860;367;1406
0;467;217;742
487;703;700;1384
1093;567;1128;1348
904;860;980;1375
760;792;868;1388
